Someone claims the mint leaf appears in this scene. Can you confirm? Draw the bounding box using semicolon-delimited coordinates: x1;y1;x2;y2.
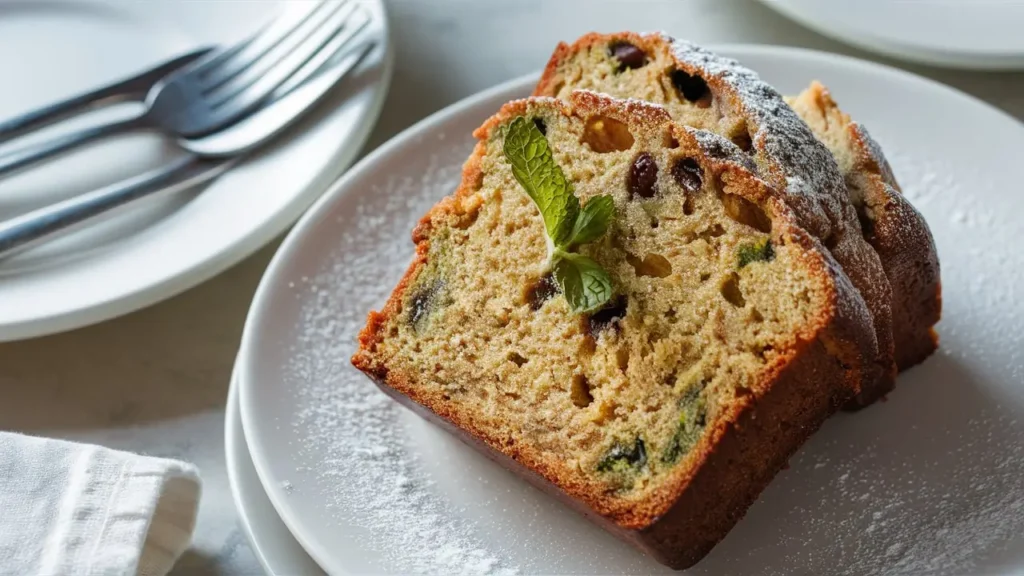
553;252;613;313
503;116;578;246
567;195;614;247
504;115;616;313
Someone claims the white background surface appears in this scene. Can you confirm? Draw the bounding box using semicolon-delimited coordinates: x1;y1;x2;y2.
2;1;1023;574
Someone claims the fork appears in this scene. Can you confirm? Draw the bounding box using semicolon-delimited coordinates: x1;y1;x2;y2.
0;18;376;258
0;0;368;178
0;47;213;145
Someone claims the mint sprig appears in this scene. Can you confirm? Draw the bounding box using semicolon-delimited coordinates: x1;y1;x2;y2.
503;116;615;313
567;195;614;247
553;252;613;313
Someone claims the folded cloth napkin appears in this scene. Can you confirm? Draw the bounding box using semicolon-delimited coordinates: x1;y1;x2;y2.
0;432;201;576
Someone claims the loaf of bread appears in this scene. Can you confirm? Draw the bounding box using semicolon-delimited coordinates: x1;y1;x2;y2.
787;82;941;370
533;31;925;407
352;90;878;568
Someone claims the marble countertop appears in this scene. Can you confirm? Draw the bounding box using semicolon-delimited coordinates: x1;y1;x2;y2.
1;1;1021;574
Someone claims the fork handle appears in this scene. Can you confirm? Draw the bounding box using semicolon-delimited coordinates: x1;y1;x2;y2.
0;115;149;179
0;47;214;144
0;155;235;259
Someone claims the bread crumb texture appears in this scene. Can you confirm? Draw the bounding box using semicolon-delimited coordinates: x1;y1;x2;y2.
536;31;941;408
355;93;842;522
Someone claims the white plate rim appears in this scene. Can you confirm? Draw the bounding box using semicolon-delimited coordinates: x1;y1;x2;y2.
224;368;273;575
757;0;1024;70
237;43;1024;574
0;0;395;342
226;359;326;576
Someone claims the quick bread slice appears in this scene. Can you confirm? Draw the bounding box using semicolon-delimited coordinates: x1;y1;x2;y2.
534;32;898;407
787;81;941;371
352;91;876;569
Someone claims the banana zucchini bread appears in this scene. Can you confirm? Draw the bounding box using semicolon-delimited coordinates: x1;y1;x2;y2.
352;91;877;568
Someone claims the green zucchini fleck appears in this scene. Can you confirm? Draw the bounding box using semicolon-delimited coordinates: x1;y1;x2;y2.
597;437;647;473
737;239;775;268
662;383;708;464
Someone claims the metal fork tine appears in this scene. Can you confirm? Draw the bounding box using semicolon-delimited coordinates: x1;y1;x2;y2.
207;4;363;115
205;1;355;105
196;1;335;90
188;39;377;158
271;12;371;98
184;2;322;82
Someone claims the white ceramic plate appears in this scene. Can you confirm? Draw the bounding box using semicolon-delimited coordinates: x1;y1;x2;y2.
757;0;1024;70
0;0;392;341
238;45;1024;574
226;361;326;576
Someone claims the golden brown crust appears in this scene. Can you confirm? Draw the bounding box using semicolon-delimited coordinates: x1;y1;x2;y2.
789;82;941;377
354;91;877;567
637;334;850;568
532;32;899;407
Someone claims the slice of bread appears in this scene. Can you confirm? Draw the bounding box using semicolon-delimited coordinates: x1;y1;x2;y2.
352;91;877;569
787;82;941;371
534;32;903;407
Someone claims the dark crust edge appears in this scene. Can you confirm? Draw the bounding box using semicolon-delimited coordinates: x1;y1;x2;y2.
792;81;941;381
352;92;875;569
533;31;900;409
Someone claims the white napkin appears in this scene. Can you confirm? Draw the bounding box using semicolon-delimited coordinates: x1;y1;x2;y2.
0;432;201;576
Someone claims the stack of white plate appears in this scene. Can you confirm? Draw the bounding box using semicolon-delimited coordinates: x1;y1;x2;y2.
228;44;1024;575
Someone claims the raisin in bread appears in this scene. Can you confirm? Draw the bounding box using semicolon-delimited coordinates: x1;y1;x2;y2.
534;32;900;407
352;91;877;569
787;81;941;370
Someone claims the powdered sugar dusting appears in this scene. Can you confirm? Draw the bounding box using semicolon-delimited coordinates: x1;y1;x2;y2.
283;136;518;575
686;126;759;174
715;405;1024;575
665;35;845;238
889;148;1023;369
664;34;895;381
